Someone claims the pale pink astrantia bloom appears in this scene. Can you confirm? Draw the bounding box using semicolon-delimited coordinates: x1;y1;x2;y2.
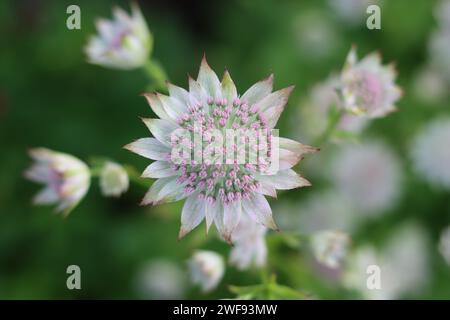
310;230;350;269
99;161;129;197
229;214;267;270
331;140;403;214
344;223;429;299
125;58;318;243
340;47;402;118
85;3;152;70
410;118;450;189
188;250;224;293
24;148;90;216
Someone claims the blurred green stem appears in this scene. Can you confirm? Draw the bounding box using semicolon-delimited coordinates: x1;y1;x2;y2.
123;164;152;189
143;59;168;92
315;106;344;146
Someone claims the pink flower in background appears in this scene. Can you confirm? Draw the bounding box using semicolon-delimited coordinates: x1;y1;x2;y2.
125;58;318;242
340;47;402;118
411;118;450;189
85;3;152;70
331;140;403;214
344;223;429;299
24;148;90;215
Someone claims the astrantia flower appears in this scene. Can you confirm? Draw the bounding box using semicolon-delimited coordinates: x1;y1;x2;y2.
188;250;224;293
24;148;90;215
439;226;450;266
85;3;152;70
411;118;450;189
340;47;402;118
332;140;403;214
310;230;350;269
99;161;129;197
125;58;318;242
229;214;267;270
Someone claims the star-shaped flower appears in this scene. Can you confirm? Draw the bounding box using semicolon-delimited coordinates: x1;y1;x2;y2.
125;57;318;242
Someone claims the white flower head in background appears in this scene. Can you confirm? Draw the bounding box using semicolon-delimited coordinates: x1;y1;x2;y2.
434;0;450;29
439;226;450;266
412;67;447;104
134;259;186;299
125;57;318;243
188;250;225;293
343;245;380;298
329;0;382;27
297;190;357;234
24;148;90;215
340;46;402;118
332;140;403;215
292;10;340;61
344;223;429;299
428;29;450;82
85;3;152;70
310;230;350;269
229;214;267;270
99;161;129;197
411;118;450;189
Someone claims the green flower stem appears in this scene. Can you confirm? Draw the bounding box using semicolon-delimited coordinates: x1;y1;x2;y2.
314;106;345;146
123;164;153;189
143;59;169;92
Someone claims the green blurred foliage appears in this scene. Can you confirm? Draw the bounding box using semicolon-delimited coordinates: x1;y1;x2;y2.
0;0;449;299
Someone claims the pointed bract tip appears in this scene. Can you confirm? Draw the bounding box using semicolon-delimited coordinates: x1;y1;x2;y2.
303;180;312;187
222;233;234;246
178;226;188;241
122;143;131;151
201;53;210;67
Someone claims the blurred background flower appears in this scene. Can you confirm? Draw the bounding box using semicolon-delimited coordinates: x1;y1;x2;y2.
99;161;129;197
330;140;403;215
188;250;225;293
410;118;450;189
133;259;186;299
343;223;429;299
85;3;152;70
24;148;90;215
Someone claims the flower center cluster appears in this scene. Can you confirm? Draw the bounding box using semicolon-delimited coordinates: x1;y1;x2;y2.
351;70;384;111
169;97;275;204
